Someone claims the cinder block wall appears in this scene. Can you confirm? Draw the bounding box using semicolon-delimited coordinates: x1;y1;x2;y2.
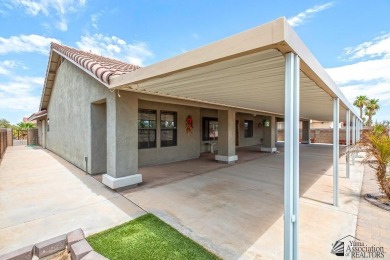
27;129;39;145
6;129;12;146
0;129;7;159
278;129;352;144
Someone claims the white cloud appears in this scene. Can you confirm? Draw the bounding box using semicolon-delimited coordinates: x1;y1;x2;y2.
76;34;153;66
340;82;390;104
327;58;390;84
57;18;68;31
0;60;17;76
0;76;42;111
9;0;86;31
0;93;40;111
342;33;390;60
287;2;334;27
2;60;16;68
327;32;390;120
0;66;10;76
90;13;101;29
0;34;59;55
0;58;44;112
13;76;45;86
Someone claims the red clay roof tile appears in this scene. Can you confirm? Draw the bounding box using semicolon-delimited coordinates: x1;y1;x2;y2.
51;42;140;84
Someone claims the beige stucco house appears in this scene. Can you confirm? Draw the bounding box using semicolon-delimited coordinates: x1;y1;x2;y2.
33;41;280;188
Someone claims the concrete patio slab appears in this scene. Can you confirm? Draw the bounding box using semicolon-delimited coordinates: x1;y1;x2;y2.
0;146;145;255
126;144;364;259
1;143;368;259
96;145;274;193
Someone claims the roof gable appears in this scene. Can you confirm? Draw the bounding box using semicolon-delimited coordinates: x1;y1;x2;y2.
39;43;140;110
51;43;140;84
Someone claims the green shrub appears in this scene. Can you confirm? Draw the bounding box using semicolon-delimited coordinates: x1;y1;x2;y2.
355;123;390;199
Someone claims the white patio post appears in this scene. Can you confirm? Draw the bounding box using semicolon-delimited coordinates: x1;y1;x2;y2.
352;115;356;165
333;98;340;207
346;109;350;178
284;52;300;260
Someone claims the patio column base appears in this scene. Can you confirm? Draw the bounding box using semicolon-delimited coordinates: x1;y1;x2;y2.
102;174;142;189
261;147;277;153
215;155;238;163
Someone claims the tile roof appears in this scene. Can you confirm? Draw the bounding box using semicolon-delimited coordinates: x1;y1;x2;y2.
28;110;47;121
51;42;140;84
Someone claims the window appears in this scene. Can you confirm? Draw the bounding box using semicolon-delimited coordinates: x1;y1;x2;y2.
138;109;157;149
161;111;177;147
202;117;218;141
244;120;253;138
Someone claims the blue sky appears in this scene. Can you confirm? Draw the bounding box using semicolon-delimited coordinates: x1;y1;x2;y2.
1;0;389;124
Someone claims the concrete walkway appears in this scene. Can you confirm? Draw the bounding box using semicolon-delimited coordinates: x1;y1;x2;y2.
126;144;364;259
356;165;390;255
0;146;145;255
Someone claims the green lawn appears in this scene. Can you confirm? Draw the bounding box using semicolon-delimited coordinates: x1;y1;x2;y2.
87;214;220;260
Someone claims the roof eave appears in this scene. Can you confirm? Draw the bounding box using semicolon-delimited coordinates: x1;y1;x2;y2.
39;47;111;111
28;112;47;122
39;50;55;111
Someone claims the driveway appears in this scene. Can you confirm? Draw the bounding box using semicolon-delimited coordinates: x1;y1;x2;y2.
126;144;364;259
0;146;145;255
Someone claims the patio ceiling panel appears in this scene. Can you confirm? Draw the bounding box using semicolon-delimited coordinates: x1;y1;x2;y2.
116;49;341;121
110;18;357;122
117;50;285;113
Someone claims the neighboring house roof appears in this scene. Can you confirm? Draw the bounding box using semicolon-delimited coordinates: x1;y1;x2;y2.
28;110;47;121
39;43;140;110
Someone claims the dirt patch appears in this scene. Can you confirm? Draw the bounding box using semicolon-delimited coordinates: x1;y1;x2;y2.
35;249;70;260
364;193;390;211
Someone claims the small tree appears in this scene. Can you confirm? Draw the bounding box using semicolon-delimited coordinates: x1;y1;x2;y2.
0;118;12;128
354;122;390;199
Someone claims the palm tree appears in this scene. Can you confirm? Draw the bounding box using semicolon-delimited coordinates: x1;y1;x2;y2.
353;95;368;119
16;122;36;129
365;99;380;126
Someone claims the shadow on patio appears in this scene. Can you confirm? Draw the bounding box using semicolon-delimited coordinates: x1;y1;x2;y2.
123;143;360;259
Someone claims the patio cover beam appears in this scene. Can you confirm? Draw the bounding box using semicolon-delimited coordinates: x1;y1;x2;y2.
284;52;300;260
